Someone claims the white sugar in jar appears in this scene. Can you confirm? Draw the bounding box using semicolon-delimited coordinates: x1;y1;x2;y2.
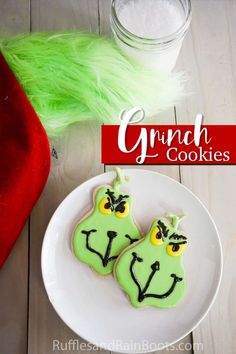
111;0;192;72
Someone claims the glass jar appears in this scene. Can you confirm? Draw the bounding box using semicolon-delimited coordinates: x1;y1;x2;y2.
110;0;192;72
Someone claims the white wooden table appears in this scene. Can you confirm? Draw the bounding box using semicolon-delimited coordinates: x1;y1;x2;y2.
0;0;235;353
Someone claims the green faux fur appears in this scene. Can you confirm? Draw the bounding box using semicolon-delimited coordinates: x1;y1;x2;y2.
0;32;184;136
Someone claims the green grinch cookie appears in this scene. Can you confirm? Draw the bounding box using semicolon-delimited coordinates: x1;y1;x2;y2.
73;169;142;275
114;214;188;308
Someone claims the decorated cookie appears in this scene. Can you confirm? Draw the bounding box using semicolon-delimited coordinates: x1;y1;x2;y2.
73;169;142;275
114;214;188;308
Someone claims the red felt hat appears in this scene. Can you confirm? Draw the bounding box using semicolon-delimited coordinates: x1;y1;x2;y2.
0;53;51;267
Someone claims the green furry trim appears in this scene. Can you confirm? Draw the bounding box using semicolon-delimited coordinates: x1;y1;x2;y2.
0;32;184;136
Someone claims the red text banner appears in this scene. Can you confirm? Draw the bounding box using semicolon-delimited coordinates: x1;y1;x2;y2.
101;125;236;165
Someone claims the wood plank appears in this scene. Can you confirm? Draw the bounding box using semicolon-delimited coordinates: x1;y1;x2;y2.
99;1;192;353
176;0;236;353
0;0;30;33
28;122;105;354
28;1;106;353
0;223;28;354
98;0;111;35
31;0;99;32
0;1;30;354
99;0;190;351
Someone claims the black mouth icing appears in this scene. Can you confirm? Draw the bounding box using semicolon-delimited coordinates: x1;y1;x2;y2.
125;234;139;244
130;252;183;302
81;230;137;267
81;229;118;267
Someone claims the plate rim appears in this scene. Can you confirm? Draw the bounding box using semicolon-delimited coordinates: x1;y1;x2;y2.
41;169;223;353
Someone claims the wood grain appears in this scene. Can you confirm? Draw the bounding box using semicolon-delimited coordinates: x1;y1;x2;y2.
0;1;30;354
0;223;28;354
0;0;30;33
176;0;236;353
28;1;106;353
31;0;99;32
28;122;106;354
99;1;192;353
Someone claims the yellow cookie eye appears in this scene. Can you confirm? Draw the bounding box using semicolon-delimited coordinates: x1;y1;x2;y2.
167;242;187;257
115;201;129;218
150;226;163;246
99;197;113;215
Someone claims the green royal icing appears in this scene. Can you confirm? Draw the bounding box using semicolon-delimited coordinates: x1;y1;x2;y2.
114;214;188;308
73;169;142;275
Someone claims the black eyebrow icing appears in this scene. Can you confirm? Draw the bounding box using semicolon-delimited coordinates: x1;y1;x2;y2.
169;233;187;241
157;220;168;238
169;241;187;246
105;189;129;205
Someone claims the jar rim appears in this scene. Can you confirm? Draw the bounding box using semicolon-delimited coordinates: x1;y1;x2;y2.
111;0;192;46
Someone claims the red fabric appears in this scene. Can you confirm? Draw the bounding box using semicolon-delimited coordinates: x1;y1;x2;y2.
0;53;50;268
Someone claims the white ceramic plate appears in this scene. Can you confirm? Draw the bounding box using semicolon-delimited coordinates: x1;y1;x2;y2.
41;169;222;353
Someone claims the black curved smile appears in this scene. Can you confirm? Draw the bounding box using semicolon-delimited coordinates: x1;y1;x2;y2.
130;252;183;302
82;230;138;267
